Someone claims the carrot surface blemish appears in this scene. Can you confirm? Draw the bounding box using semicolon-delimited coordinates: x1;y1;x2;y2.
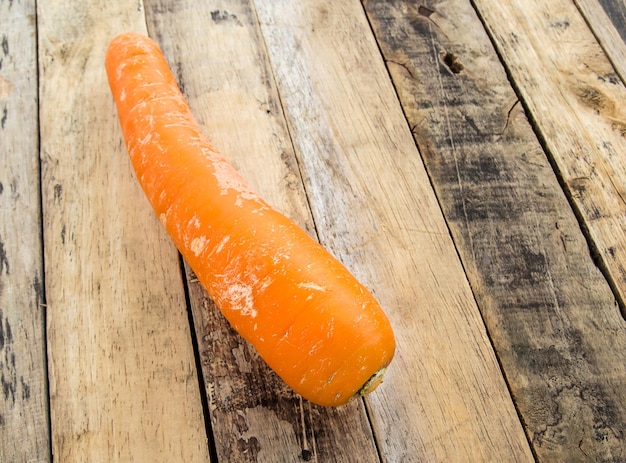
105;32;395;407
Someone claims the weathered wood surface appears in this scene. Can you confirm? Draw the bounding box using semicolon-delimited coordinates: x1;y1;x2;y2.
363;0;626;461
3;0;626;461
0;1;50;462
575;0;626;82
37;1;210;461
471;2;626;454
255;1;532;461
472;0;626;311
597;0;626;36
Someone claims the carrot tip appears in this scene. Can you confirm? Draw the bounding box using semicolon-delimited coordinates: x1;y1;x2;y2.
357;366;387;397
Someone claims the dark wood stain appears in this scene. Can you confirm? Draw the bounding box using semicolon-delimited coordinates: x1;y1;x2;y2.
364;0;626;460
210;10;243;27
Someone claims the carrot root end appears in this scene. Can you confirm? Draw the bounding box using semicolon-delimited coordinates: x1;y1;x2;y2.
357;366;387;397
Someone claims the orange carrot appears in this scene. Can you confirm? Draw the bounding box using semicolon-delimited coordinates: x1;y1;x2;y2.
105;32;395;407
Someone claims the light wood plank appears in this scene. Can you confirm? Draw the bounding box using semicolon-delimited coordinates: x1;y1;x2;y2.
254;0;534;461
37;1;210;461
575;0;626;82
473;0;626;318
0;1;51;461
364;0;626;461
143;1;381;461
589;0;626;41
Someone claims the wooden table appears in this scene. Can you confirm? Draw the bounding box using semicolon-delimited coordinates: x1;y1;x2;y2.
2;0;626;461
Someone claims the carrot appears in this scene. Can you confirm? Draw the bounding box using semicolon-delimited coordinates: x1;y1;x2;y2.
105;32;395;407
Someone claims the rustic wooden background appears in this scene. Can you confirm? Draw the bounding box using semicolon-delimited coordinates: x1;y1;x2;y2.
2;0;626;461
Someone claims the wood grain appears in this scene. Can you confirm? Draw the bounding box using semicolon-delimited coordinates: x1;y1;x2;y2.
597;0;626;41
143;1;381;461
0;1;50;461
473;0;626;318
254;0;533;461
37;1;210;461
575;0;626;82
364;0;626;460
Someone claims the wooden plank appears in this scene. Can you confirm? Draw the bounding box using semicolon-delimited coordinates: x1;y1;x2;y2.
0;1;51;461
575;0;626;82
363;0;626;461
597;0;626;41
37;1;211;461
143;1;381;461
472;0;626;315
254;0;534;461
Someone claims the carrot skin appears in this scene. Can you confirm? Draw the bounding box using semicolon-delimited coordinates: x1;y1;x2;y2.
105;32;395;406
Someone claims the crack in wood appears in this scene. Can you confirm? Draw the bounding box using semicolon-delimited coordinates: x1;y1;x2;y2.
385;59;415;79
298;395;315;461
501;98;521;134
